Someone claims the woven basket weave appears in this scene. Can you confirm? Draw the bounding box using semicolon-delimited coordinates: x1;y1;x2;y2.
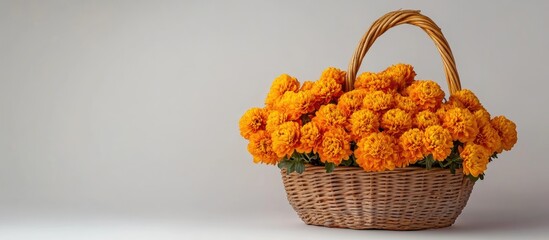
281;10;474;230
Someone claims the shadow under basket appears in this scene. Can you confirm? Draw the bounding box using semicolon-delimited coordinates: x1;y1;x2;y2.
281;165;474;230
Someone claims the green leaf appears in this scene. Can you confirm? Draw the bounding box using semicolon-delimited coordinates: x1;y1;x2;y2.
295;160;305;174
325;162;335;173
425;154;434;170
467;174;480;183
479;174;485;180
286;161;296;175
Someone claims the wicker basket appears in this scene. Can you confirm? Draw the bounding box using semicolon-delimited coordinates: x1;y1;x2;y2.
281;10;474;230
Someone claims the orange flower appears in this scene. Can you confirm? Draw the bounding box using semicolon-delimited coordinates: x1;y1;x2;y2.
275;90;315;120
266;110;288;133
394;94;418;114
406;80;445;111
474;109;491;128
347;109;379;140
441;108;479;143
320;67;346;85
382;63;416;91
491;116;518;152
311;77;343;106
296;121;322;153
337;89;368;116
460;143;489;177
450;89;483;112
381;108;412;136
355;132;398;172
300;80;315;91
436;99;465;119
316;127;352;165
313;104;347;130
239;108;267;139
354;72;393;92
474;124;502;154
399;128;427;165
414;110;440;130
247;130;279;165
265;74;299;108
271;121;301;158
423;125;453;161
363;90;395;112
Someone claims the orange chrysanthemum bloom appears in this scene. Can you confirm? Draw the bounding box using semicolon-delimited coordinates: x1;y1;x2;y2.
311;77;343;106
449;89;484;112
314;104;347;130
320;67;346;85
316;127;352;165
354;72;393;92
265;74;299;108
460;143;489;177
423;125;453;161
399;128;427;165
239;107;267;140
381;108;412;136
300;80;315;91
382;63;416;91
363;90;395;112
474;109;491;128
271;121;301;158
296;121;321;153
355;132;398;172
474;125;502;154
276;90;315;120
441;108;479;143
491;116;518;152
266;110;288;133
394;94;418;114
337;89;368;117
347;109;379;140
247;130;279;165
414;110;441;130
406;80;445;111
436;99;465;120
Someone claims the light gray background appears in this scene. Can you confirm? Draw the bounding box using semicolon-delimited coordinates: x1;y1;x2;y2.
1;0;548;239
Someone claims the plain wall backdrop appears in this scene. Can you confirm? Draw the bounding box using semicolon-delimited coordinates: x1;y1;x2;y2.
1;0;549;237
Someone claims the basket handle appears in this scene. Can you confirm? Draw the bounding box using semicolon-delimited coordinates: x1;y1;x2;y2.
346;10;461;94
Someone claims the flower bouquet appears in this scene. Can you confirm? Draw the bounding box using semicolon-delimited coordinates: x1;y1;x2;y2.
238;10;517;230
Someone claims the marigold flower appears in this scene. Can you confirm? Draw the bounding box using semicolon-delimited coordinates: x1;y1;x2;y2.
348;109;379;140
363;90;395;112
354;72;393;92
474;109;491;128
337;89;368;116
355;132;398;172
316;127;352;165
266;110;288;133
296;121;322;153
399;128;427;165
436;99;465;119
450;89;484;112
414;110;440;130
423;125;453;161
441;108;479;143
239;107;268;139
382;63;416;91
311;77;343;106
275;90;315;120
394;94;418;114
406;80;445;111
300;80;315;91
313;104;347;130
460;143;489;177
247;130;280;165
265;74;299;108
381;108;412;136
320;67;346;85
271;121;301;158
491;116;518;152
474;125;502;154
